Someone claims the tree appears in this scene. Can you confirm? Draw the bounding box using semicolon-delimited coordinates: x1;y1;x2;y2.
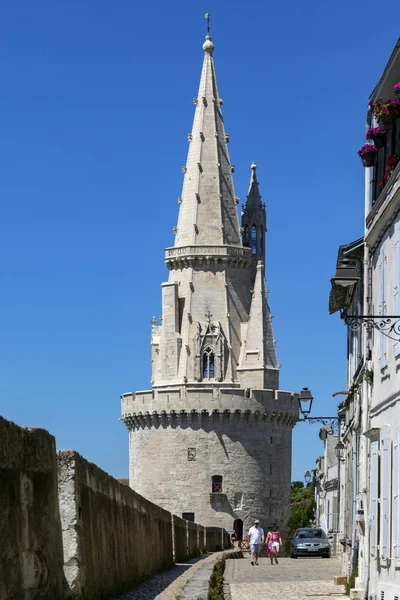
284;479;316;556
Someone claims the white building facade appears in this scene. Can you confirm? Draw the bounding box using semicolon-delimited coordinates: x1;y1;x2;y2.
330;39;400;600
315;428;339;538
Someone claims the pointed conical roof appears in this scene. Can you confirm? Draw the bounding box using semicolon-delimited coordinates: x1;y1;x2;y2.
174;34;241;247
246;162;262;208
237;261;279;387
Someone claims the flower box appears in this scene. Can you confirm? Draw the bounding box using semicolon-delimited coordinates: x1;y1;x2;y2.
358;144;377;167
366;127;386;149
370;98;400;130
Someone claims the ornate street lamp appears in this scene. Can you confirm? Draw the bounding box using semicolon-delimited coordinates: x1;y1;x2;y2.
298;387;313;417
304;470;312;485
334;441;345;461
298;388;339;429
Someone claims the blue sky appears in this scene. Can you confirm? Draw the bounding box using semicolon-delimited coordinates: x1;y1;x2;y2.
0;1;398;482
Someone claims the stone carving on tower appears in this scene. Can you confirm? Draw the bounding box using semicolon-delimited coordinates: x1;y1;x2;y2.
121;31;299;533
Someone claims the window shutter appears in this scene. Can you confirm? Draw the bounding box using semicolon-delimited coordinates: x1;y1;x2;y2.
380;427;392;561
370;439;379;558
394;221;400;356
393;427;400;559
379;242;388;368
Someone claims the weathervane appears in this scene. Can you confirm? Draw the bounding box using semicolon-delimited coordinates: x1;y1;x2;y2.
205;12;211;34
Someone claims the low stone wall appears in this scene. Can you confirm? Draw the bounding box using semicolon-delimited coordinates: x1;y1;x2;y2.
198;524;205;553
223;529;232;549
0;416;66;600
206;526;222;551
172;514;189;562
1;414;231;600
58;450;174;599
187;521;199;557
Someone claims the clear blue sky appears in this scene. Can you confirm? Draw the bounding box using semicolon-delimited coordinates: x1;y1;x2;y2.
0;1;398;482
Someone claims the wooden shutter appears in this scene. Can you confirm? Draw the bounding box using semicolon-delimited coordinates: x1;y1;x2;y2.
394;220;400;356
370;439;379;558
380;427;391;561
379;242;388;369
393;427;400;559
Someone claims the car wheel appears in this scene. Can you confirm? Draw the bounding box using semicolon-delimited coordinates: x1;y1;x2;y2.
322;554;331;559
290;552;298;559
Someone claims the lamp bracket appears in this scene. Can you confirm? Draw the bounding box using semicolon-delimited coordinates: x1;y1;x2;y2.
345;315;400;341
299;416;339;430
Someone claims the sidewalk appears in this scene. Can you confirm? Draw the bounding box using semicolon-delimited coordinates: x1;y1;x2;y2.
225;556;347;600
113;551;224;600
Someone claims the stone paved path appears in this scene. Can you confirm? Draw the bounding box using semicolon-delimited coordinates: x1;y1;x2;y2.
225;556;347;600
113;552;222;600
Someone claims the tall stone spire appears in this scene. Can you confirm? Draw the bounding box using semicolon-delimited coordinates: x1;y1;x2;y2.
156;34;252;388
174;34;241;247
237;261;279;390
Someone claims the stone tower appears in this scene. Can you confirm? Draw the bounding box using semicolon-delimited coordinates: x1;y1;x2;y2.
121;33;298;532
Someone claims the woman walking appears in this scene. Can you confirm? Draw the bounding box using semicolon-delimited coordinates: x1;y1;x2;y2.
266;526;282;564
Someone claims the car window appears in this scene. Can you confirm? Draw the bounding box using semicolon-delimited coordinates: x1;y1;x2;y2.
295;529;326;539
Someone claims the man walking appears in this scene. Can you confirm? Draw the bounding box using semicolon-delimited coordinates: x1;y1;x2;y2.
248;519;264;565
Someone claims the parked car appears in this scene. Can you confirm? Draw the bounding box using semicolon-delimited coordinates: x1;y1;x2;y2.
290;527;331;558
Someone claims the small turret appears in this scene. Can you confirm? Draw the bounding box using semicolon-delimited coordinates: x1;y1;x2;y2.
241;163;266;285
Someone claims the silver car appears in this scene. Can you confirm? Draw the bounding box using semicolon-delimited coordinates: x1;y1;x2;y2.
290;527;331;558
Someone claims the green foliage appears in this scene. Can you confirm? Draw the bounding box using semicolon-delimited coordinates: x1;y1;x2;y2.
284;479;316;556
208;551;243;600
291;481;304;492
345;559;358;596
290;484;314;505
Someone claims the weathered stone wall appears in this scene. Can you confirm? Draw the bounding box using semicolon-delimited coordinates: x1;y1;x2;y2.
223;529;232;549
58;450;174;599
0;416;66;600
198;524;205;553
187;521;199;557
172;515;189;562
206;527;222;551
128;411;293;533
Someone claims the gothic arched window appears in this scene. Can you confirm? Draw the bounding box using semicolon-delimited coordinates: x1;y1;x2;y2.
251;225;257;254
202;346;215;380
260;226;264;252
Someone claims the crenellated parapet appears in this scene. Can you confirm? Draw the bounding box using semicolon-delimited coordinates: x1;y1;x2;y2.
121;388;299;430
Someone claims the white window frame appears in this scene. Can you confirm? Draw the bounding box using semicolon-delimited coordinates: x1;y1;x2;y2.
393;426;400;560
378;241;388;370
370;439;379;558
380;426;392;562
394;220;400;357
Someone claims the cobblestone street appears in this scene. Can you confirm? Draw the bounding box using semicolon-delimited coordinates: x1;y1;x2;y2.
225;557;347;600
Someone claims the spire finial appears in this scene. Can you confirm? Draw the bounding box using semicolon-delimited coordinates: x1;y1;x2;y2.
203;13;214;54
205;12;211;34
250;162;258;182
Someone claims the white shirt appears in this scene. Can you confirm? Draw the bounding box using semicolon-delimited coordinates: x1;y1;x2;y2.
248;525;264;544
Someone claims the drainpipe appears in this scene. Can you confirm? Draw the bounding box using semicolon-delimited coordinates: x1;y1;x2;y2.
351;394;360;572
361;129;371;600
361;248;371;600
